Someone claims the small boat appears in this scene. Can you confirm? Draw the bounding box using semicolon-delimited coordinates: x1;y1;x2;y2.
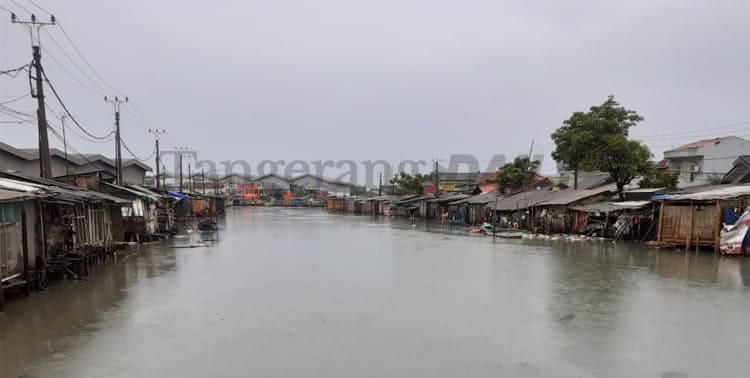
496;232;524;239
197;219;218;232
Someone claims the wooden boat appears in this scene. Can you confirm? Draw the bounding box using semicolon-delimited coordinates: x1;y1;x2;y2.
197;219;218;232
495;232;524;239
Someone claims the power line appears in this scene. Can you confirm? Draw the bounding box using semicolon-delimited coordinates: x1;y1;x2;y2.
0;108;35;123
121;137;155;162
41;67;116;140
44;102;113;143
46;123;107;173
56;21;123;96
631;120;750;139
41;29;110;95
0;63;30;77
0;92;31;104
40;45;105;96
21;0;51;15
8;0;32;14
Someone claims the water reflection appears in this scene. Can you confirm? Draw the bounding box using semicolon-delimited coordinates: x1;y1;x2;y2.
1;209;750;378
0;243;181;376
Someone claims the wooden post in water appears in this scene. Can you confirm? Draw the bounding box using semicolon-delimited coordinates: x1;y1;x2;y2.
687;201;694;250
21;204;30;296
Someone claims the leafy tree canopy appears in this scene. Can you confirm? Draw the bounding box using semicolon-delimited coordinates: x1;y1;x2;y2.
551;95;644;188
496;156;540;193
639;169;679;191
389;172;433;195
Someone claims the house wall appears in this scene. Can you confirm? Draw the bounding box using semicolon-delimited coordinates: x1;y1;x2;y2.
666;137;750;187
122;166;147;185
658;202;721;246
0;151;72;177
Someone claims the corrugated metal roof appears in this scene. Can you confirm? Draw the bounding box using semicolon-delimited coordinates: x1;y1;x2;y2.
103;182;160;202
451;192;499;205
538;186;615;206
487;190;557;211
658;184;750;201
0;188;36;203
0;177;47;193
427;194;470;203
570;200;652;213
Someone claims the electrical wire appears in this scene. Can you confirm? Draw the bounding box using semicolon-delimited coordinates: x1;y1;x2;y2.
46;123;106;172
42;66;116;140
56;21;123;96
41;29;111;95
8;0;32;14
0;63;30;77
21;0;51;15
0;92;30;104
40;45;105;97
121;137;155;162
44;102;113;144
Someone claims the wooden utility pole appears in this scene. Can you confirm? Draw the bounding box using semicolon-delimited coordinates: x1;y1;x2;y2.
179;153;183;192
12;13;56;178
378;172;383;196
188;163;192;192
433;159;440;197
149;129;165;188
105;96;128;185
201;169;206;194
61;113;69;176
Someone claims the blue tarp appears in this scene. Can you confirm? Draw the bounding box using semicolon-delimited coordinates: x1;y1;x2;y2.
725;210;739;225
167;191;186;201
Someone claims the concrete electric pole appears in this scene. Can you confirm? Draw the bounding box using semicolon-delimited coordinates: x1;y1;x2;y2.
11;13;56;178
148;129;166;189
105;96;128;185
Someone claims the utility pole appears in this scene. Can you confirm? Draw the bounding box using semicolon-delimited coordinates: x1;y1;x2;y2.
179;153;183;192
148;129;166;189
378;172;382;196
433;159;440;197
105;96;128;185
60;113;69;177
176;146;188;192
201;169;206;194
188;162;192;193
12;13;56;178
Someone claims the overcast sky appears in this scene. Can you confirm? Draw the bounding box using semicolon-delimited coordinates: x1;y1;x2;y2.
2;0;750;179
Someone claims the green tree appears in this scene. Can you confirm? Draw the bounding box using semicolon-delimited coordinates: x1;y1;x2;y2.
496;156;540;193
639;170;679;191
292;184;308;197
552;96;643;189
592;136;652;200
389;172;433;195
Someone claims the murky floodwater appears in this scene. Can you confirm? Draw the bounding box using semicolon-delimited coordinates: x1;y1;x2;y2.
2;207;750;377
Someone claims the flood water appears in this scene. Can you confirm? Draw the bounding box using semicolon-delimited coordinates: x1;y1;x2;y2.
2;207;750;377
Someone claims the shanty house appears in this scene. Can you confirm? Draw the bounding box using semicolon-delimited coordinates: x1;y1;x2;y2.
652;185;750;250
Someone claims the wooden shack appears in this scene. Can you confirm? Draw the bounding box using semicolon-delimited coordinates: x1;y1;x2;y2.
652;185;750;250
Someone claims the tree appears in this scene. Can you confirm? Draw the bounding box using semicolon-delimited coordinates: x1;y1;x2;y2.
389;172;433;195
292;184;308;198
592;136;652;200
496;156;540;193
639;170;679;191
552;96;643;189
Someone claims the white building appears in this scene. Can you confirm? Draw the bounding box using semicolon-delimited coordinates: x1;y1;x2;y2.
661;136;750;188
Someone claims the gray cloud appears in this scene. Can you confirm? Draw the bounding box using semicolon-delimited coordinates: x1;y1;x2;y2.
2;0;749;177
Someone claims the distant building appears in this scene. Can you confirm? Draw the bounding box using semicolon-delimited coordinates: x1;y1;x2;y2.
660;136;750;188
290;174;351;197
0;141;151;185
